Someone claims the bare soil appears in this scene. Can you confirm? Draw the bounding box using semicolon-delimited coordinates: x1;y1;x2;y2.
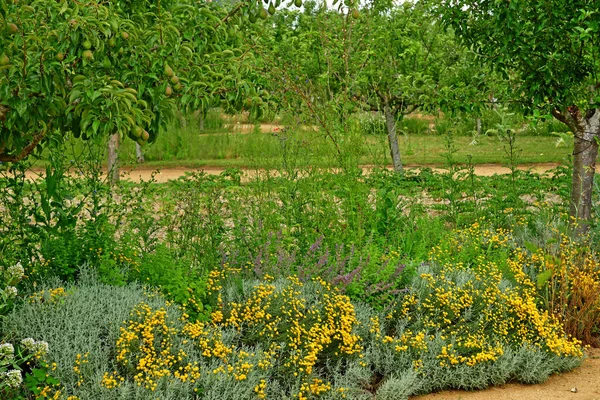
23;162;580;183
218;122;319;134
115;163;570;183
411;348;600;400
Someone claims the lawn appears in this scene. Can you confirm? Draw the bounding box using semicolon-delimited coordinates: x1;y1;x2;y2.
118;128;572;168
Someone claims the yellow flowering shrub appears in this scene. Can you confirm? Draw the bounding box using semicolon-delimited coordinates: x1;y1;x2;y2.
218;276;362;376
106;302;200;391
8;258;587;400
29;287;68;305
103;276;361;398
385;263;582;367
430;221;599;347
373;222;583;375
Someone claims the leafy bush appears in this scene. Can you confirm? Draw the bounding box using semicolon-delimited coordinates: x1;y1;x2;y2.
0;141;137;283
3;263;583;400
129;244;210;321
534;235;600;346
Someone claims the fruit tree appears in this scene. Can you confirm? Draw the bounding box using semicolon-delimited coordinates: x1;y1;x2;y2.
437;0;600;232
0;0;270;174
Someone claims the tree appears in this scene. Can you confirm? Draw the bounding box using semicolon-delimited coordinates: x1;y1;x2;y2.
252;1;488;172
436;0;600;232
0;0;260;180
352;2;485;173
237;2;355;165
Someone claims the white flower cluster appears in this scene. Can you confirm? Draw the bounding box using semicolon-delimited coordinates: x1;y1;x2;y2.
20;338;48;356
0;337;49;390
20;338;35;352
3;286;17;298
0;343;14;360
1;369;23;388
6;262;25;280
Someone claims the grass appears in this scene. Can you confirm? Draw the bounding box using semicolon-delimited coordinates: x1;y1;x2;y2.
116;129;572;169
36;130;572;172
35;110;576;169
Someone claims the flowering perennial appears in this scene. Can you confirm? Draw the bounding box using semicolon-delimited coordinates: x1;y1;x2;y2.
106;276;361;398
373;222;585;370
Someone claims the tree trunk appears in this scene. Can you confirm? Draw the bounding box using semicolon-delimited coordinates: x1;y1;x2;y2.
135;143;145;163
571;113;600;234
476;118;482;136
192;110;205;130
383;104;403;173
107;133;120;185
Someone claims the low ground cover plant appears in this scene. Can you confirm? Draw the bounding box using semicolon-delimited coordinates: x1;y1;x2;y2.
2;244;585;400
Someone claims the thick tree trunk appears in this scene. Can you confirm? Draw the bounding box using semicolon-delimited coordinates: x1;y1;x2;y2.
552;107;600;235
107;133;120;185
571;114;600;234
135;143;145;163
383;104;403;173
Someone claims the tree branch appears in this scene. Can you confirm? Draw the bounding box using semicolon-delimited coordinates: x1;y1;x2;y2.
552;106;586;139
551;107;568;125
400;104;419;116
375;88;387;104
215;1;245;29
0;104;9;121
0;131;48;163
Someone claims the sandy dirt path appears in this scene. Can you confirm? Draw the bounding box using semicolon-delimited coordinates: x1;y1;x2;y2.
411;348;600;400
65;162;573;183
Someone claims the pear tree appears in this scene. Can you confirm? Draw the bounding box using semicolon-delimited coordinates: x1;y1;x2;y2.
0;0;272;181
437;0;600;232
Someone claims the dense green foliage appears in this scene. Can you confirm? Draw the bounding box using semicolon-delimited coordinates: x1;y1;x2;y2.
436;0;600;110
0;0;266;161
245;1;496;169
435;0;600;229
1;0;600;398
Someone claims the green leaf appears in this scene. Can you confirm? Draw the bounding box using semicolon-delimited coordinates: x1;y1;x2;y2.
523;241;539;254
537;269;553;289
92;119;101;134
33;368;47;381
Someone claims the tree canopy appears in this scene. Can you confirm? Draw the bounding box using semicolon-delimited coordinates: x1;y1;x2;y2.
436;0;600;230
436;0;600;113
0;0;261;162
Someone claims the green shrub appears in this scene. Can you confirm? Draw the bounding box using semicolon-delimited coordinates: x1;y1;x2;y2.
3;264;583;400
3;269;173;399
